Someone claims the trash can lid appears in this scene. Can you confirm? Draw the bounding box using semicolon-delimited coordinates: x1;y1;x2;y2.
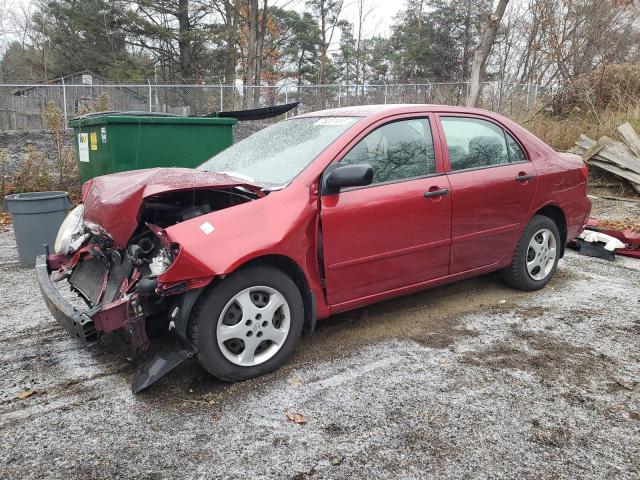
3;191;72;214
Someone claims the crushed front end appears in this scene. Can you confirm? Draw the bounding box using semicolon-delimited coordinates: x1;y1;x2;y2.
36;216;181;352
35;168;262;392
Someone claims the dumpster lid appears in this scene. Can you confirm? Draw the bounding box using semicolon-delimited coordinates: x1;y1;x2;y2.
72;111;180;121
204;102;300;121
68;111;236;127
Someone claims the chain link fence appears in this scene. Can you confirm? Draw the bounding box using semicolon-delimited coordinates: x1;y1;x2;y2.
0;81;545;132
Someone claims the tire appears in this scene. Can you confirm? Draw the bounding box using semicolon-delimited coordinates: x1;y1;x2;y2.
502;215;561;291
189;265;304;382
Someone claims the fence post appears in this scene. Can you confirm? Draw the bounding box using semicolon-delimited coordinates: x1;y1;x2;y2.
384;84;388;104
285;89;288;118
147;79;152;112
61;78;68;129
338;84;341;107
220;82;223;111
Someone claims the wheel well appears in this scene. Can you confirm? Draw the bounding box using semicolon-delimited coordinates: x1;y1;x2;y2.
238;255;316;334
535;205;567;256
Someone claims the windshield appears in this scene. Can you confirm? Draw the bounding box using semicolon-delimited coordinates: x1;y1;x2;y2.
198;116;360;188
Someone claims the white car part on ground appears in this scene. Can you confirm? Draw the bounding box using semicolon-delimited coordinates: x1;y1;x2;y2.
577;231;626;251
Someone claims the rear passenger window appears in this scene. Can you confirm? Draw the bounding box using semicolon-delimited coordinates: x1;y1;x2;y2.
341;118;436;184
441;117;510;171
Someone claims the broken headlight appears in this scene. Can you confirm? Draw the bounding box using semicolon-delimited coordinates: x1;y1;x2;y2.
54;204;85;255
149;248;172;277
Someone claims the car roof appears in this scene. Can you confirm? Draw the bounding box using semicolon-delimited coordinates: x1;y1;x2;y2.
292;104;498;119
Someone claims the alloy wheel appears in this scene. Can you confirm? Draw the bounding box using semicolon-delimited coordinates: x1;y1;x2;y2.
526;228;557;281
216;286;291;367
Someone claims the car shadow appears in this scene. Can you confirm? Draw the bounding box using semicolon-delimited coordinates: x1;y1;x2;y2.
131;269;540;401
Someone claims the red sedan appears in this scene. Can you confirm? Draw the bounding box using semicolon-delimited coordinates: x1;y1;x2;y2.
37;105;591;391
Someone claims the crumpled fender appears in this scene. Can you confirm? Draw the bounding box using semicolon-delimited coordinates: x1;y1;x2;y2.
158;184;320;288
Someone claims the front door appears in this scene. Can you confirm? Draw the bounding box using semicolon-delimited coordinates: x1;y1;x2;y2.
320;117;452;307
437;115;538;274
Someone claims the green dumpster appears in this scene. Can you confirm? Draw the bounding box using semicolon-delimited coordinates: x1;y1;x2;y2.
69;112;237;183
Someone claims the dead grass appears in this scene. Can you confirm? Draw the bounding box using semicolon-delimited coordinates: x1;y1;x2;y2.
520;105;640;152
517;90;640;198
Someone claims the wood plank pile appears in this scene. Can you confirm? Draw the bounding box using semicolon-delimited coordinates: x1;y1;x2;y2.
571;122;640;193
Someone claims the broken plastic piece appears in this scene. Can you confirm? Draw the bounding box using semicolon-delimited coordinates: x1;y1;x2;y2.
577;231;625;251
131;349;193;393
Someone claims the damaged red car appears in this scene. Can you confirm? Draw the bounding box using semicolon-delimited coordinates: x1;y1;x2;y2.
36;105;591;392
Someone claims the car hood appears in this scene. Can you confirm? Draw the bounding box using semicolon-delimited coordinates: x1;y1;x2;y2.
82;167;261;248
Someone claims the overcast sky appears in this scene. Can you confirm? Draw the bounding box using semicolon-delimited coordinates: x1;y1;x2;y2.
286;0;405;52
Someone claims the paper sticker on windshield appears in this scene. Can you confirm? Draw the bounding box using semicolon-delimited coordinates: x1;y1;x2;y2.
200;222;215;235
313;117;354;126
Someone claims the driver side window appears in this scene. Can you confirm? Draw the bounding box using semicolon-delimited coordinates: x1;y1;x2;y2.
340;118;436;184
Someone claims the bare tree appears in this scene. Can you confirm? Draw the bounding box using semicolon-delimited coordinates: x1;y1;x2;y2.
354;0;374;99
223;0;239;87
467;0;510;107
307;0;344;85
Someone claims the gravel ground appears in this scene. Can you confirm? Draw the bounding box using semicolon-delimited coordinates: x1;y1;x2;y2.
1;204;640;479
590;195;640;221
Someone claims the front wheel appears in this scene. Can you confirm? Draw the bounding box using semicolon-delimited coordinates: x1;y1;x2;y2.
503;215;561;291
190;265;304;382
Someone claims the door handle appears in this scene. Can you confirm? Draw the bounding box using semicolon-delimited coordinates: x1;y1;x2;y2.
424;188;449;198
515;174;535;183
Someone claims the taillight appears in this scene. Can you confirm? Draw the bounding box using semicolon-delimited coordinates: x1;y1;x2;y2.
580;163;588;182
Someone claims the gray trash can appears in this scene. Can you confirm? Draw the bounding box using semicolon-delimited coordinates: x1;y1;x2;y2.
3;191;72;267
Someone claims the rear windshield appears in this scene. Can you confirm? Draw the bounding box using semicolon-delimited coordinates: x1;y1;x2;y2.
199;116;360;188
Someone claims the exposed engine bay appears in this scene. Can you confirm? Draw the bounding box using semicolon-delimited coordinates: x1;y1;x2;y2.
138;188;255;228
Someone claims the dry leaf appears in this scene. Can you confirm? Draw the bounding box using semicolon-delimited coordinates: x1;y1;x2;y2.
17;389;36;399
0;213;11;230
596;217;640;234
285;411;306;425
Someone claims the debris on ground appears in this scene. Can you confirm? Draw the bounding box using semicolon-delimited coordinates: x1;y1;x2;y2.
0;213;10;231
15;389;36;400
594;217;640;234
285;411;307;425
572;123;640;193
572;234;620;261
578;230;625;251
584;217;640;259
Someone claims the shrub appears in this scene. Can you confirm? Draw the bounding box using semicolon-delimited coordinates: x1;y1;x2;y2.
550;64;640;116
1;101;81;203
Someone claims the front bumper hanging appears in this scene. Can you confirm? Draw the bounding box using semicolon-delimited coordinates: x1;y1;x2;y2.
35;255;99;344
36;254;137;345
36;253;204;393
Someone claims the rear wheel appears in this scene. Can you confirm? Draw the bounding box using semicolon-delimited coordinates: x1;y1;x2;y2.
190;265;304;381
503;215;561;291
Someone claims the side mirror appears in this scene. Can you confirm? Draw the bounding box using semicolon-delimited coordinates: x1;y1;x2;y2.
324;164;374;194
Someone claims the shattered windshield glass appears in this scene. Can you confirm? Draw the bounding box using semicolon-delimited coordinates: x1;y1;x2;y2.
198;116;360;188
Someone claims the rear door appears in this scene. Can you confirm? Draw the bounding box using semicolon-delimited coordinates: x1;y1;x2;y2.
436;114;537;274
320;115;451;307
